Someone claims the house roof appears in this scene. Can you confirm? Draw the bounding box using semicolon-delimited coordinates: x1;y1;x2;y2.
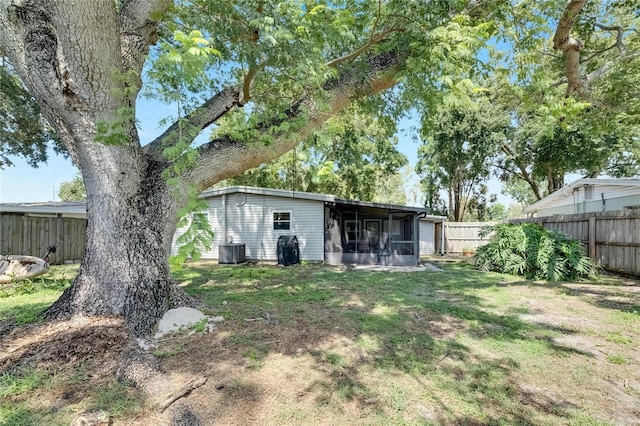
0;201;87;216
201;186;446;221
524;178;640;214
1;186;447;222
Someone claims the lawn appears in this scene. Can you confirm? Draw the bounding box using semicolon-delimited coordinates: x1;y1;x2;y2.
1;260;639;425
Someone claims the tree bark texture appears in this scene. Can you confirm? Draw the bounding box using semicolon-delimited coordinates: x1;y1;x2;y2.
0;0;405;335
553;0;586;97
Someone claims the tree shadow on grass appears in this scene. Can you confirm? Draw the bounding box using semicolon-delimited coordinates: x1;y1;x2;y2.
555;284;640;315
161;263;603;424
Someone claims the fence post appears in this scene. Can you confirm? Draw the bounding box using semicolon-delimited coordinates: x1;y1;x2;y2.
588;216;596;260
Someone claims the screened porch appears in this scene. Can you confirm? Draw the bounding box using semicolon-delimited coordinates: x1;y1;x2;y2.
324;203;421;266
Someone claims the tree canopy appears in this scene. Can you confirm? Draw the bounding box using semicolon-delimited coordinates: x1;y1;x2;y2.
226;106;407;201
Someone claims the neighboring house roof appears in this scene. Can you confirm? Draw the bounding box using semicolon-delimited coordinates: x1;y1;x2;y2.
524;178;640;214
201;186;446;221
0;201;87;217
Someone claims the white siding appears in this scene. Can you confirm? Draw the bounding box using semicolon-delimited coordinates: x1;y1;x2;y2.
537;192;640;216
533;183;640;217
419;221;435;255
172;192;325;261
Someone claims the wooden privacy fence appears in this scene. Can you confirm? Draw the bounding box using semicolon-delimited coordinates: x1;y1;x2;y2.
0;213;86;265
512;208;640;277
434;222;496;254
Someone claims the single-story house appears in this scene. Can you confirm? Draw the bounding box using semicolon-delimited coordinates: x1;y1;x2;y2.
1;188;445;266
524;178;640;217
174;186;446;266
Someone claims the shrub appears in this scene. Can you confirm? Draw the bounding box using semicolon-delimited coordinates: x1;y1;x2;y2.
474;223;598;281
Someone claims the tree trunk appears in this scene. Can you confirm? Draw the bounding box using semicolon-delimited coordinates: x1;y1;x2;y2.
46;158;182;336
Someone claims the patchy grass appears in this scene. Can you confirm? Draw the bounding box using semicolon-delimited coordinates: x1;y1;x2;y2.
0;264;77;325
1;260;639;425
162;260;640;425
0;361;144;426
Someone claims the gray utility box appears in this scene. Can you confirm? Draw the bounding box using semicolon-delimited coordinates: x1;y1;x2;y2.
218;244;246;264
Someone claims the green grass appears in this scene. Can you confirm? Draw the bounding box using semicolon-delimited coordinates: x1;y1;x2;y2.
92;382;144;418
603;332;634;345
177;261;639;424
2;261;638;425
0;367;51;398
0;367;144;426
0;264;77;324
606;354;628;364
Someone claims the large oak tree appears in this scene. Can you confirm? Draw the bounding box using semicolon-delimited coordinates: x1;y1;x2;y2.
0;0;492;336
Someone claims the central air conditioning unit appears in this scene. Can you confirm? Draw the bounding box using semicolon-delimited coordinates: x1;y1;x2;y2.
218;244;246;264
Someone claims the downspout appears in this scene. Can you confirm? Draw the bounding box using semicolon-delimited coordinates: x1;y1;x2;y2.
355;208;358;254
388;209;393;261
601;193;606;212
260;196;266;262
416;212;427;265
441;218;446;255
222;194;227;244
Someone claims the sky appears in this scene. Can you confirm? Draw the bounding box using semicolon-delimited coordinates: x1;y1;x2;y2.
0;98;514;207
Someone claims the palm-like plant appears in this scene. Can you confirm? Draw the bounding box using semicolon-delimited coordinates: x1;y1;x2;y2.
475;223;598;281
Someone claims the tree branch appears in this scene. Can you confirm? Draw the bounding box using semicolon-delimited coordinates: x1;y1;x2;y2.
586;51;640;83
186;50;405;189
143;87;242;160
325;28;405;68
553;0;586;97
118;0;172;78
240;58;268;104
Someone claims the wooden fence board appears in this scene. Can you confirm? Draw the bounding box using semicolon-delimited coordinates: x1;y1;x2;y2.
443;222;496;253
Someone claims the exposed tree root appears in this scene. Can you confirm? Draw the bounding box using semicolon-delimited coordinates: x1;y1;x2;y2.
168;283;207;310
159;377;208;413
117;344;203;424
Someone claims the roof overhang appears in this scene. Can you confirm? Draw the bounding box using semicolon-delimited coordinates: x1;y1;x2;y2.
201;186;443;217
0;202;87;217
524;178;640;214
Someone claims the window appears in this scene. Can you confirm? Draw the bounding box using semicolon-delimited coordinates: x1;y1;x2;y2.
273;212;291;230
344;220;360;242
584;185;593;200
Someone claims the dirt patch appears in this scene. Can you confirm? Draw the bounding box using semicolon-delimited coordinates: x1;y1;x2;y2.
0;316;129;374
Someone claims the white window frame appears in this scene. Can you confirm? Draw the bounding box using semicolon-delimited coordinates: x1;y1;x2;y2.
273;211;292;231
584;185;594;200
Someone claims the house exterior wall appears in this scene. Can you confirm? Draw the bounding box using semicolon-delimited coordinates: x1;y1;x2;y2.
536;193;640;217
419;220;435;255
171;193;325;261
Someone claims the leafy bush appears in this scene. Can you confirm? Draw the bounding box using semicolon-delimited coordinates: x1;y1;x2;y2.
475;223;598;281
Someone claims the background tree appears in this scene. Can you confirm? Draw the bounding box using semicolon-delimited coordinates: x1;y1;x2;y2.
227;106;407;201
0;63;61;168
477;0;640;203
57;173;86;202
417;97;509;221
372;165;414;206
